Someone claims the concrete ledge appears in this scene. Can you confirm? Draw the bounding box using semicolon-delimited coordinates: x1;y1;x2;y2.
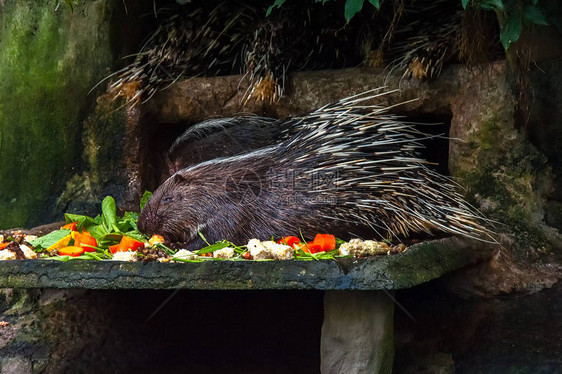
0;237;494;290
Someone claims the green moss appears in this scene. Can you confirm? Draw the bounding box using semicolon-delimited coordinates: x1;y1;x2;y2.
0;1;116;229
458;112;555;249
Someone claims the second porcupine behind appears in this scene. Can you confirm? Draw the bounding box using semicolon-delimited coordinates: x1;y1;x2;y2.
164;116;286;178
139;91;492;250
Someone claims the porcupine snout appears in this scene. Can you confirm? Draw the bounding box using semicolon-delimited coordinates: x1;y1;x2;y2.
138;188;173;238
137;200;158;237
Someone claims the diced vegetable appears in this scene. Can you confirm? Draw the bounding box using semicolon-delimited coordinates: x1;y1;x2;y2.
59;246;85;257
149;234;165;246
109;235;145;254
46;233;73;251
277;236;301;247
295;242;322;254
305;243;323;254
61;222;78;231
72;231;98;252
312;234;336;252
0;243;9;250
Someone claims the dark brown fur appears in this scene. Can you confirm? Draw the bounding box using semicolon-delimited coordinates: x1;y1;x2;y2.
138;93;493;249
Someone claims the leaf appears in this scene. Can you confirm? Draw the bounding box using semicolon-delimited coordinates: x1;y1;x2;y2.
489;0;503;10
368;0;380;9
65;213;98;231
266;0;286;16
500;13;522;50
140;191;152;211
119;211;139;232
480;0;503;10
345;0;364;22
524;4;548;26
43;255;71;262
123;230;145;242
462;0;470;9
198;230;210;246
101;233;124;242
88;224;108;240
195;242;230;255
101;196;117;233
30;230;71;249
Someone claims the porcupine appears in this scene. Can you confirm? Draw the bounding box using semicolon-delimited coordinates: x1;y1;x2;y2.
164;116;284;179
106;0;369;106
138;89;493;250
387;0;502;80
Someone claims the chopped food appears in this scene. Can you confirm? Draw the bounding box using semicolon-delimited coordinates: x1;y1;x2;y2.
109;236;145;254
149;234;165;246
46;233;73;251
338;239;391;257
0;241;37;260
247;239;293;260
277;236;301;247
0;250;16;261
0;195;410;262
72;231;98;252
312;234;336;252
59;246;85;257
213;247;235;259
61;222;78;231
112;251;139;262
20;244;37;259
172;249;198;261
296;242;323;254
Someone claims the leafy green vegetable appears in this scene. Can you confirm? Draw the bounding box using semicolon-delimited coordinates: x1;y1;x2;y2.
140;191;152;211
198;230;211;246
101;196;117;233
195;242;231;255
30;229;71;249
65;213;100;231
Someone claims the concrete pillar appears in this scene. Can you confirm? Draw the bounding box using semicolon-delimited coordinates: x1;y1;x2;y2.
321;290;394;374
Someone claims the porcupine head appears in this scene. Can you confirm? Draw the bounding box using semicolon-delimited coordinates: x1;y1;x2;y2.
137;146;309;250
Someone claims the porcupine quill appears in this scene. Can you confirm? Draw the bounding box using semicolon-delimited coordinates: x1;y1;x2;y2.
138;89;495;249
95;1;366;106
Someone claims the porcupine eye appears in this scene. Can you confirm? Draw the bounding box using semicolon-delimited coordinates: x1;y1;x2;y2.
162;196;174;205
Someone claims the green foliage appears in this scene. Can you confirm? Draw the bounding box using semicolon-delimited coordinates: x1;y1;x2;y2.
30;230;72;249
63;197;145;244
464;0;557;50
267;0;381;21
140;191;152;211
268;0;559;51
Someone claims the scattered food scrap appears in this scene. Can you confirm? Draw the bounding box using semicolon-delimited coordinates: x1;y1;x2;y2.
0;195;408;263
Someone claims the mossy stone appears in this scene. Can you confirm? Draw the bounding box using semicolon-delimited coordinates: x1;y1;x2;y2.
0;0;117;229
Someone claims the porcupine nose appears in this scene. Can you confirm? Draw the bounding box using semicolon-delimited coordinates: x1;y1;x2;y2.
137;207;154;236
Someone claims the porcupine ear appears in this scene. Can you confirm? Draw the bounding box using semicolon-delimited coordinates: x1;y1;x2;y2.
172;173;187;184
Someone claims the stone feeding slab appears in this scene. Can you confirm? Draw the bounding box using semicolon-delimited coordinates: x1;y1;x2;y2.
0;237;493;290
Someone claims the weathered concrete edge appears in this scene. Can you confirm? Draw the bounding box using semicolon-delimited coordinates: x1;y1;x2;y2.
0;237;495;290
